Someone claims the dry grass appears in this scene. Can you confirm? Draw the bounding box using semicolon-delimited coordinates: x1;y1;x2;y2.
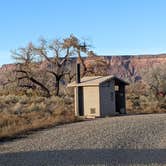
1;92;166;140
0;95;76;139
126;94;166;114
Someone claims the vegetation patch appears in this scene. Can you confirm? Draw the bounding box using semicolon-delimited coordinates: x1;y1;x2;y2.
0;95;75;140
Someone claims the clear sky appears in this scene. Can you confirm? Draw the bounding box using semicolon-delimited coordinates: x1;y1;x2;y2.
1;0;166;66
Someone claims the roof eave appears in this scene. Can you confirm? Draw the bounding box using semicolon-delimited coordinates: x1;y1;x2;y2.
114;76;129;85
67;84;100;87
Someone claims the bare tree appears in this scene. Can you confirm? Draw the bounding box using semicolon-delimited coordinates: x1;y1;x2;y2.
32;38;75;96
12;43;51;97
33;35;91;96
63;35;90;76
11;35;91;97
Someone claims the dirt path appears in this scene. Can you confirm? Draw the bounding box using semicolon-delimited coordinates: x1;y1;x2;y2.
0;114;166;166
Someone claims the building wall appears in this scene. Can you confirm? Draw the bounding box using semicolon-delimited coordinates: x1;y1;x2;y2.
83;86;100;117
99;80;116;116
74;80;116;117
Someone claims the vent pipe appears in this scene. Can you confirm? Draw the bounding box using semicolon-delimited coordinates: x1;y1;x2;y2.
75;63;84;116
76;63;81;83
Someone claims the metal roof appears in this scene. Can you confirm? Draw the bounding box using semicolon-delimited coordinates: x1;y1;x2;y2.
67;75;129;87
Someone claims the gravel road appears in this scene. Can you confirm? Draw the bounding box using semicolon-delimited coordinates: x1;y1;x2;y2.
0;114;166;166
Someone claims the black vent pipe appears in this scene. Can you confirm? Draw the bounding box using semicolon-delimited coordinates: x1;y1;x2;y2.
75;63;84;116
76;63;81;83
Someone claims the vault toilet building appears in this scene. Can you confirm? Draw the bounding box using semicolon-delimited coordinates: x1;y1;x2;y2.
68;64;129;117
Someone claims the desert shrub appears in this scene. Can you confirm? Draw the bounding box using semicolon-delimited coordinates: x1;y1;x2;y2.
3;95;20;104
127;65;166;114
126;82;143;113
64;96;73;105
19;95;30;104
0;95;75;139
12;103;22;115
27;103;40;112
34;96;45;103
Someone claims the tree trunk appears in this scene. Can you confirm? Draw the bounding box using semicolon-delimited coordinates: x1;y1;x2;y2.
77;50;87;76
30;77;51;97
55;75;62;96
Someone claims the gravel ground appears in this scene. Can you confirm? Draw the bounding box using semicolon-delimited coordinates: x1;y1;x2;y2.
0;114;166;166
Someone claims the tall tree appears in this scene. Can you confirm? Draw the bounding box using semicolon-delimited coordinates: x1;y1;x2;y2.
33;37;75;96
12;43;51;97
34;35;91;95
11;35;91;96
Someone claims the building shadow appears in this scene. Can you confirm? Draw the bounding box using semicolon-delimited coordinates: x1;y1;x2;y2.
0;148;166;166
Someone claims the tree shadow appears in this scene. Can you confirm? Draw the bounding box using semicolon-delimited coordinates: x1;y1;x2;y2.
0;149;166;166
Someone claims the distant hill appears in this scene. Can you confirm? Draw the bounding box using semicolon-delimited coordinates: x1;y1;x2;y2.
1;54;166;85
84;54;166;81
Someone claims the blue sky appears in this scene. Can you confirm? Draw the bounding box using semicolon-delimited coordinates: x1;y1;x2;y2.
0;0;166;66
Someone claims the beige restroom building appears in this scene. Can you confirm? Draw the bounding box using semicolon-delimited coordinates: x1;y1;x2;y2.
68;71;129;117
